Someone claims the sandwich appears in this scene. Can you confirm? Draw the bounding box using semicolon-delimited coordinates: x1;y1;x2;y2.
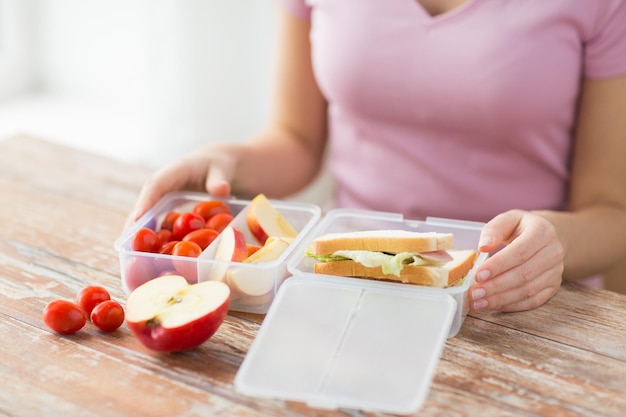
305;230;478;288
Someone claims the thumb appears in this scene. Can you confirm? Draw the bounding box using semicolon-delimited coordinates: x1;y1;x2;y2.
205;157;235;198
478;210;524;252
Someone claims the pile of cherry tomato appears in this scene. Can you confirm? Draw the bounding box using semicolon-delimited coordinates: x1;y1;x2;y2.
43;286;125;334
132;200;233;254
125;200;235;289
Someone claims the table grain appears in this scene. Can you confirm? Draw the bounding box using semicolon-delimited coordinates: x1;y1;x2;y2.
1;136;625;417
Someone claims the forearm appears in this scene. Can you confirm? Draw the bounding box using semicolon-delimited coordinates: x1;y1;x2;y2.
536;205;626;280
228;126;325;199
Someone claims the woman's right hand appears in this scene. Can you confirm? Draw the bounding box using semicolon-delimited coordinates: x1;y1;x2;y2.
125;143;241;229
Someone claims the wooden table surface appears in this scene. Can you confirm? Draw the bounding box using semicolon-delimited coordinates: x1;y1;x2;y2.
2;136;626;417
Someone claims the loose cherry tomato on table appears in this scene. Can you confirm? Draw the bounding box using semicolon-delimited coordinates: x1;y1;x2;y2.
91;300;125;332
183;228;219;250
193;200;231;221
131;227;161;253
75;285;111;315
206;212;234;233
172;212;206;240
42;300;87;334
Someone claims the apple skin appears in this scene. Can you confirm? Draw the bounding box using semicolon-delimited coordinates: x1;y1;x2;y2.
246;194;298;245
208;226;248;281
125;275;230;353
127;303;228;353
227;237;292;297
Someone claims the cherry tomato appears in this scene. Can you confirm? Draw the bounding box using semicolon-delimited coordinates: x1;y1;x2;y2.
193;200;231;221
124;256;157;291
159;240;179;255
160;211;180;231
75;286;111;315
206;212;234;233
131;227;161;253
42;300;87;334
90;300;125;332
172;212;206;240
153;240;179;273
183;228;219;250
172;241;202;283
156;229;173;246
172;240;202;258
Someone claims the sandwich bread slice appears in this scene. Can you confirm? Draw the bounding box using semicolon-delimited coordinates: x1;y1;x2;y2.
305;230;478;288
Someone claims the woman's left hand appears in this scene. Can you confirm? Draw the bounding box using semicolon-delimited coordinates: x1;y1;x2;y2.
469;209;564;312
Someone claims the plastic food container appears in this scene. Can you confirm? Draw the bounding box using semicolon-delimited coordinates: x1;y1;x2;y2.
287;208;489;337
234;208;488;414
114;191;321;314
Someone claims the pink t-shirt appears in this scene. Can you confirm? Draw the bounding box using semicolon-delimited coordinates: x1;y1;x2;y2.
282;0;626;222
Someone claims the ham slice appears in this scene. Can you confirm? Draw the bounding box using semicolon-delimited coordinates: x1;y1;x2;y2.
418;250;453;263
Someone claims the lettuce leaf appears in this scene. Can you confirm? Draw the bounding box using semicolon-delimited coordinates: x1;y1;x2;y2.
305;247;442;276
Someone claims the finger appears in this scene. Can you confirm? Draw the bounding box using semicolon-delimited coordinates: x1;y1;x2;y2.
492;284;561;313
127;161;198;227
478;210;524;253
470;259;562;312
475;216;559;285
206;156;235;197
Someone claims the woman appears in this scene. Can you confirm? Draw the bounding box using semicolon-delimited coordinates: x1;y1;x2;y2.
129;0;626;312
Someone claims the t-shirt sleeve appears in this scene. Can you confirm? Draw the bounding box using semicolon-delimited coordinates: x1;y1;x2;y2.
584;0;626;79
279;0;312;19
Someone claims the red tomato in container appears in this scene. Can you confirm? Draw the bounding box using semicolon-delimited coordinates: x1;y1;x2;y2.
42;300;87;334
172;240;202;258
183;228;219;250
160;211;180;231
206;212;234;233
172;212;206;240
131;227;161;253
159;240;179;255
172;240;202;283
193;200;231;221
156;229;173;246
124;257;157;291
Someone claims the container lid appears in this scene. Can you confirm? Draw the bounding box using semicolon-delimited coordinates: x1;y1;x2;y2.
234;273;457;415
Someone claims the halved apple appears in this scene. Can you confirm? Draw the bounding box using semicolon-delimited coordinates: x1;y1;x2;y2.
227;237;292;297
207;225;248;281
125;275;230;353
246;194;298;245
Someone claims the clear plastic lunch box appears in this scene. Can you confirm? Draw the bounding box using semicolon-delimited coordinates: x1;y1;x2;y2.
116;193;488;414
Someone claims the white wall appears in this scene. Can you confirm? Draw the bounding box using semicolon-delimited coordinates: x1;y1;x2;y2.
0;0;279;167
0;0;37;98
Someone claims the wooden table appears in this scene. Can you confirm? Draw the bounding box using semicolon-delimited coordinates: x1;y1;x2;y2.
2;136;626;417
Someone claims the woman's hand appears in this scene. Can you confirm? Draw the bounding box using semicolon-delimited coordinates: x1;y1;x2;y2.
469;209;564;312
125;143;240;229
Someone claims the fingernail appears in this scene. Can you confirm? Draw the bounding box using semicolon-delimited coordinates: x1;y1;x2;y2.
478;235;493;248
476;269;491;283
471;287;486;300
132;207;144;221
473;299;488;311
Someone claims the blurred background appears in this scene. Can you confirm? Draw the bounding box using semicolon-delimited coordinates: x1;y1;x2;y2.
0;0;276;166
0;0;332;203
